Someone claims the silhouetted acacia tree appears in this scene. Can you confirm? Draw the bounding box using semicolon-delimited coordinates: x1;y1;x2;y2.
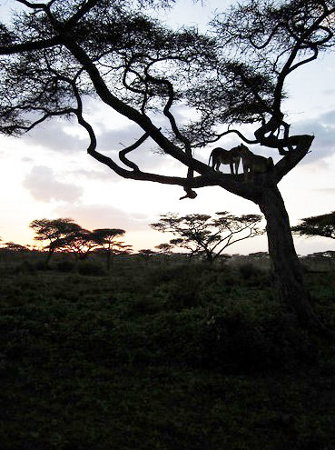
1;1;335;328
3;242;29;252
30;218;82;264
292;212;335;240
138;249;156;263
54;228;100;260
92;228;131;270
151;212;263;262
155;243;174;254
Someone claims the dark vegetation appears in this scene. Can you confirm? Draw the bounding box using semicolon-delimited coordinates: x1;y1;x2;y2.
1;252;335;450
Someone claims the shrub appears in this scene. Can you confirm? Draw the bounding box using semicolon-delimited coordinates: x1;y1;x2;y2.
78;262;106;276
34;260;51;271
15;261;37;274
201;311;317;372
56;260;76;273
238;262;261;280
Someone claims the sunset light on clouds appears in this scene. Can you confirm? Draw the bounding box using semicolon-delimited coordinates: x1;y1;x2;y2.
1;0;335;255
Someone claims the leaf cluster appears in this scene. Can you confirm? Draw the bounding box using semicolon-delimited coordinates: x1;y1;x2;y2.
182;0;335;145
292;211;335;239
0;1;215;137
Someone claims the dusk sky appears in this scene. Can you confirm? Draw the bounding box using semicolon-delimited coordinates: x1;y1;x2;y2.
1;0;335;255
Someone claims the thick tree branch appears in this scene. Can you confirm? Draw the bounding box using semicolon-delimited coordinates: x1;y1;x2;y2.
119;133;149;172
0;36;62;55
68;76;218;190
65;0;100;28
274;135;315;183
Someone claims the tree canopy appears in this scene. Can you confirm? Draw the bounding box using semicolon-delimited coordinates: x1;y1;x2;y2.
292;211;335;240
92;228;131;270
30;217;85;262
151;212;263;261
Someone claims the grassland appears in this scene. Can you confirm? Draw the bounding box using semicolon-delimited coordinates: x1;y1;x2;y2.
1;252;335;449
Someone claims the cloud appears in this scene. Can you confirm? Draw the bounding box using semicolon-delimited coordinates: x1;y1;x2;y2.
23;166;83;203
23;118;86;154
316;188;335;195
21;157;34;163
54;203;150;231
71;168;117;181
322;89;335;97
291;109;335;164
320;110;335;124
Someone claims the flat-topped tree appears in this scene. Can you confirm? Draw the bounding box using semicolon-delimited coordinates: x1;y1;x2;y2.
92;228;130;270
151;212;263;262
1;0;334;330
30;218;83;264
292;212;335;240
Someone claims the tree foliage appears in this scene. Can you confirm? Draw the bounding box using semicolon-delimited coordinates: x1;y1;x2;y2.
29;219;131;266
155;242;174;254
292;211;335;240
30;218;83;262
52;228;101;260
2;242;29;252
92;228;131;270
151;212;263;261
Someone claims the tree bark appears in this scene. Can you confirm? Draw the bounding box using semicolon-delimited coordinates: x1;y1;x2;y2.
257;185;320;329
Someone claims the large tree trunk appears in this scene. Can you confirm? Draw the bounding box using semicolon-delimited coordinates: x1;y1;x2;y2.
257;185;320;329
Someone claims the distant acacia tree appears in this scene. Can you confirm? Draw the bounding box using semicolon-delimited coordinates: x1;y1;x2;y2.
54;228;100;260
30;218;82;264
138;249;156;263
154;242;174;264
151;212;263;262
3;242;29;252
155;243;174;254
92;228;131;270
292;212;335;240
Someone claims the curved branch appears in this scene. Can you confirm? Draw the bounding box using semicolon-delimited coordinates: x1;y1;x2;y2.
249;23;282;50
274;134;314;183
288;45;318;74
16;0;99;28
15;0;50;9
145;70;191;148
215;128;258;145
145;69;197;197
119;133;150;171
